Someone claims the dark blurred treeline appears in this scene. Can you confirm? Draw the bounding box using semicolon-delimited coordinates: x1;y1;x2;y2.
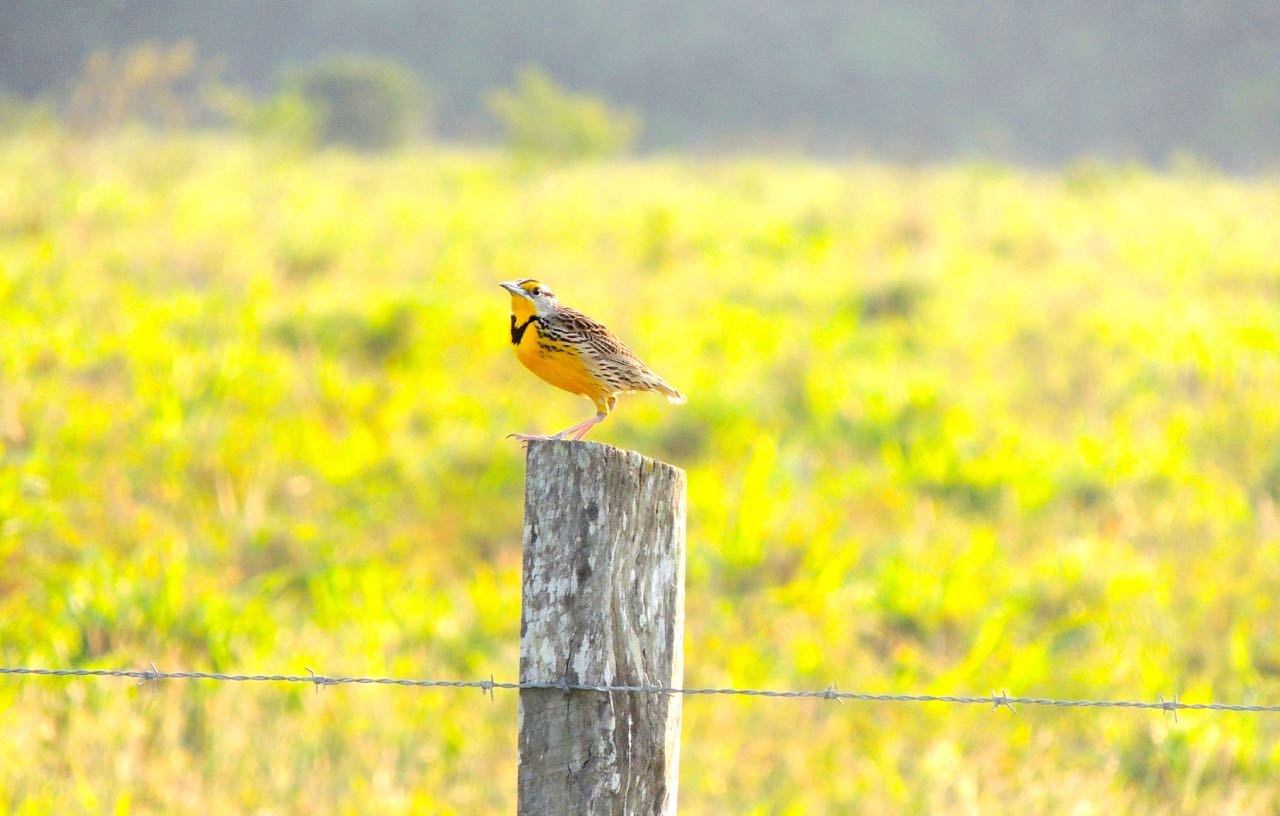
2;1;1278;168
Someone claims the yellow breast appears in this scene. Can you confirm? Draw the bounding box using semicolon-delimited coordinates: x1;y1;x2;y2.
514;320;607;402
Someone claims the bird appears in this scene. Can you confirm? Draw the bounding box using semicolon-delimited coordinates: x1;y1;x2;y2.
500;279;686;442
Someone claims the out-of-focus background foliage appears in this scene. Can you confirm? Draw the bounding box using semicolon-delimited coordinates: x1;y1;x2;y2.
2;5;1280;814
4;2;1280;167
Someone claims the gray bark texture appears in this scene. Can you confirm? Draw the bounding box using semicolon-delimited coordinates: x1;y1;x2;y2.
517;440;686;816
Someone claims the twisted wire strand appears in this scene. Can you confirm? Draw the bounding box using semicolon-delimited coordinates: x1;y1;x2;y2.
3;667;1277;714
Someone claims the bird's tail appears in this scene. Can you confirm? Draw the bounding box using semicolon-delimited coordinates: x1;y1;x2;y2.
648;374;687;404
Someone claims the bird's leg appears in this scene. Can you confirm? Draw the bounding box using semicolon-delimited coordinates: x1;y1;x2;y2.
563;398;613;441
509;395;613;445
506;412;606;444
554;411;607;441
564;411;608;441
506;432;554;443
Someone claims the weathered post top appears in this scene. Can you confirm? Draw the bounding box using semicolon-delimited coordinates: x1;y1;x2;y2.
518;440;686;816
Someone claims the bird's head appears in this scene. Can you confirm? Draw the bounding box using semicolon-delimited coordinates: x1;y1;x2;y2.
500;279;559;319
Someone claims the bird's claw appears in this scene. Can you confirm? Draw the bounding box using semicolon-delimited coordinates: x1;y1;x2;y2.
507;433;555;448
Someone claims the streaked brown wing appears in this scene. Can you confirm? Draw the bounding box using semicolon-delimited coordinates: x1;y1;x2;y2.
551;307;644;364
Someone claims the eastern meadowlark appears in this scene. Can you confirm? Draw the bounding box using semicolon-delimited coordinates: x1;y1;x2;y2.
500;279;686;441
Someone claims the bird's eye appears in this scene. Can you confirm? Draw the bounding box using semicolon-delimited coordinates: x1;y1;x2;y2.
532;287;541;295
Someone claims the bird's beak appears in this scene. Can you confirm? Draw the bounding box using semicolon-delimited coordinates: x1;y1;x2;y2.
500;281;529;298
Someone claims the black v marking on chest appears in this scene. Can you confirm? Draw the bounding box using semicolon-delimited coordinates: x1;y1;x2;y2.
510;314;539;345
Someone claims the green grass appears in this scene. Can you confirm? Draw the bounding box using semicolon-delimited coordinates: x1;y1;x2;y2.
2;130;1280;813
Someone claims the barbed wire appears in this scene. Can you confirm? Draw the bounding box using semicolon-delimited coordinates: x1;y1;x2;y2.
3;666;1278;717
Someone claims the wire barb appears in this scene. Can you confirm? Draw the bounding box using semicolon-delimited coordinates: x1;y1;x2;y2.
990;690;1016;715
306;667;331;694
823;682;843;704
137;662;161;693
1160;693;1179;723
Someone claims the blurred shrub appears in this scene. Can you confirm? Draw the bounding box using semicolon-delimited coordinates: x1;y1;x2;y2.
0;91;55;135
290;55;427;150
486;65;641;160
66;40;214;131
207;85;319;150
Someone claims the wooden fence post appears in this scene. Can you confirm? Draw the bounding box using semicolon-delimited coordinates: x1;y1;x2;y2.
518;440;686;816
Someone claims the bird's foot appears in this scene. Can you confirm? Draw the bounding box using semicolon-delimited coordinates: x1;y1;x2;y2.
507;432;556;447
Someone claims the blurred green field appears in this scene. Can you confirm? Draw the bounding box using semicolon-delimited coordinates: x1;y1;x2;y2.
2;131;1279;814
